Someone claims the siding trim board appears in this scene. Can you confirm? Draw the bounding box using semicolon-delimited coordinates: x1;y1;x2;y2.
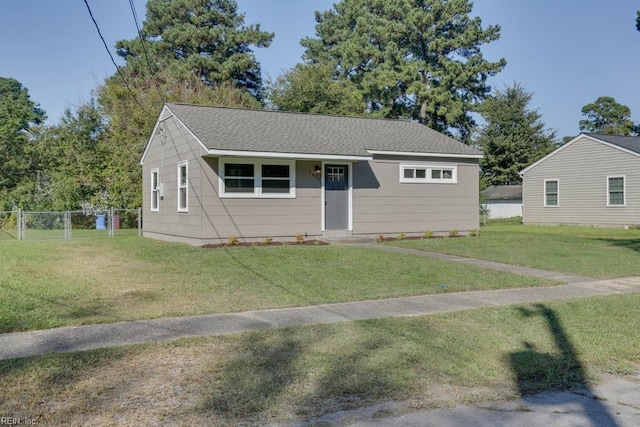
368;150;482;159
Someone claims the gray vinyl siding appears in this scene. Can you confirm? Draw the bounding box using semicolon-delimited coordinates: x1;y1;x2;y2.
197;158;322;241
142;115;206;239
522;136;640;226
353;156;479;235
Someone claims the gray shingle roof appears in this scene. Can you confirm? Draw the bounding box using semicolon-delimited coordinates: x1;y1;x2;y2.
481;185;522;200
165;103;481;157
585;133;640;155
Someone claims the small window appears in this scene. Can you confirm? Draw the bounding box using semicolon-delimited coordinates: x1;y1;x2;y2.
150;169;159;212
544;179;558;207
400;165;456;183
607;176;625;206
178;161;188;212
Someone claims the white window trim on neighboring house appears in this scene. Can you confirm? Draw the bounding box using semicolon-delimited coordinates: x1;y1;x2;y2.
177;161;188;212
607;175;626;207
218;157;296;198
150;168;159;212
399;164;457;184
544;179;559;207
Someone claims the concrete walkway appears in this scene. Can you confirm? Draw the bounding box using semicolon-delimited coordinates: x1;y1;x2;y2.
2;246;640;360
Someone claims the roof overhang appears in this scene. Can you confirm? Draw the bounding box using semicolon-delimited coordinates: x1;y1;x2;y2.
366;149;483;159
205;149;372;161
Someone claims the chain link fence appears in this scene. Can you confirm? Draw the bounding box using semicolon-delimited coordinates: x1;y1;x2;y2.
5;208;141;241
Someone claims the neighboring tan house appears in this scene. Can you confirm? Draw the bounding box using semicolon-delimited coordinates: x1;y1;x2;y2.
520;133;640;226
480;185;522;219
140;103;482;245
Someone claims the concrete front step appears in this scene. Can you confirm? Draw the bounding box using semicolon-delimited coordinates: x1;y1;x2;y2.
318;235;377;244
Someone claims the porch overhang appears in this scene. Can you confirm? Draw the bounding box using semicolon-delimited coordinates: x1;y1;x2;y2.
205;149;372;161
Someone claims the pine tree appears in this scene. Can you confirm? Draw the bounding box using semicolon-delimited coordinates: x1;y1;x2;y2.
579;96;635;136
477;84;556;185
301;0;505;140
116;0;273;99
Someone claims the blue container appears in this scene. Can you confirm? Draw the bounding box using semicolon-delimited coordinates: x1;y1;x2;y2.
96;214;106;230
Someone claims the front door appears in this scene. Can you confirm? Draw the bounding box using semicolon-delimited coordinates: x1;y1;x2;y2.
325;164;349;230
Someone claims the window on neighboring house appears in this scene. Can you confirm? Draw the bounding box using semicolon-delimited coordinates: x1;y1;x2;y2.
220;158;295;198
607;176;625;206
177;161;188;212
400;165;456;183
151;169;159;212
544;179;558;207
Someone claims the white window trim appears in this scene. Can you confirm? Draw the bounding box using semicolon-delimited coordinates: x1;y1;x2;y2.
218;157;296;199
177;161;188;212
150;168;159;212
399;164;457;184
544;179;559;207
606;175;626;207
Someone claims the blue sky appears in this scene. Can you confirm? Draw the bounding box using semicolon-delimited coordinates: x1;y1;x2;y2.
2;0;639;139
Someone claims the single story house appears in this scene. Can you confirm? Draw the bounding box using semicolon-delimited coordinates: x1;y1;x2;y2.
520;133;640;227
480;185;522;219
140;103;482;245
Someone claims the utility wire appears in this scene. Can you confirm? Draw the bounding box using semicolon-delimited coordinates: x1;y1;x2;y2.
128;0;165;102
82;0;150;115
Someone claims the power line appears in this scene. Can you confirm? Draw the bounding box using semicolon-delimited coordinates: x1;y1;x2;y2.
82;0;150;115
128;0;165;101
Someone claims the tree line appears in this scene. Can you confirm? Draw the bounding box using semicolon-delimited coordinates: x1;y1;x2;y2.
2;0;639;210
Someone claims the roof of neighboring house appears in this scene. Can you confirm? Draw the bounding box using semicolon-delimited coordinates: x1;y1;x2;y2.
583;133;640;155
155;103;481;159
520;133;640;175
481;185;522;200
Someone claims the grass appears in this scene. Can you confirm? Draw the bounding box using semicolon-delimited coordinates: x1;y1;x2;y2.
0;237;554;333
1;294;638;425
388;218;640;278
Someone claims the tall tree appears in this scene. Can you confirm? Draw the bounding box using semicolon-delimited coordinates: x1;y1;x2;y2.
301;0;506;141
0;77;46;209
477;83;556;185
98;72;260;208
579;96;635;135
268;63;365;115
116;0;273;99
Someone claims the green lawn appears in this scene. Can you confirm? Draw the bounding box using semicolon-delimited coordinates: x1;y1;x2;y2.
0;237;554;333
388;219;640;278
2;294;638;425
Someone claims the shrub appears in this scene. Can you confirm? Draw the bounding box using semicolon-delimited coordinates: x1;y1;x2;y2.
295;232;305;244
376;234;385;243
227;235;240;245
448;229;459;238
469;229;480;237
398;232;407;240
424;230;434;238
264;236;273;245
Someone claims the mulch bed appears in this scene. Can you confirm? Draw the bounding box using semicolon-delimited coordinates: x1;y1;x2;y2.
202;240;329;249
